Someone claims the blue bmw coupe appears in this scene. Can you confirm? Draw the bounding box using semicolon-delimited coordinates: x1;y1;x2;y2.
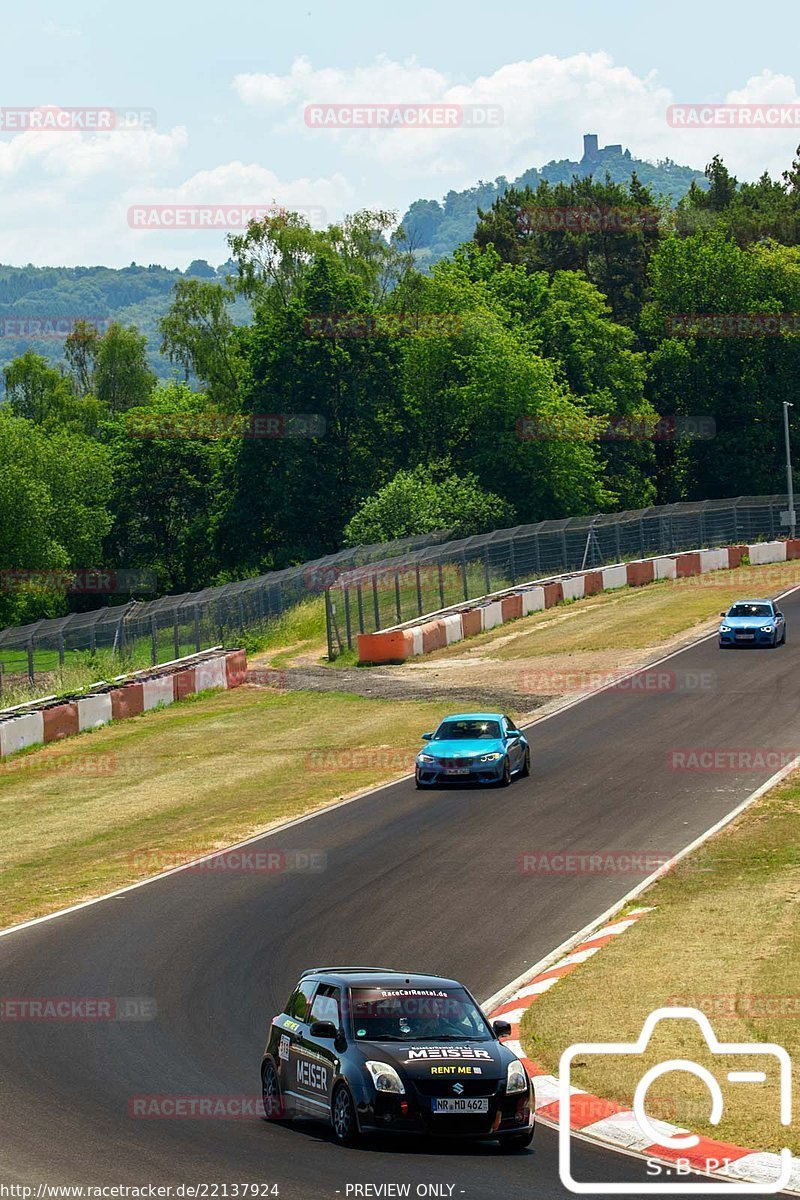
415;712;530;788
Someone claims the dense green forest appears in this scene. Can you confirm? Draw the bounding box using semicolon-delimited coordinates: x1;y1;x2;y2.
398;136;707;265
2;146;800;630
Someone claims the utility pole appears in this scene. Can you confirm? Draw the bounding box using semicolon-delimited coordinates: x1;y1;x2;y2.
783;401;795;539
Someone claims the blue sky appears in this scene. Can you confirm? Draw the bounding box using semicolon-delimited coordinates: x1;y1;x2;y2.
2;0;800;267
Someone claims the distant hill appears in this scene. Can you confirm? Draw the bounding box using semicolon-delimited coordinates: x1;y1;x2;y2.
0;259;250;384
398;134;709;266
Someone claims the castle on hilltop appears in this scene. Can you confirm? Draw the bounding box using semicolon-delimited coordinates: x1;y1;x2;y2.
581;133;629;163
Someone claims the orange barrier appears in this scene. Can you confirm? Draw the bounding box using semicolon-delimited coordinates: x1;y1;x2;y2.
582;571;603;596
501;594;523;621
42;702;80;743
173;668;197;701
461;609;483;637
225;649;248;688
626;560;655;587
421;620;447;653
727;545;747;569
542;582;564;608
356;629;411;665
675;551;701;578
786;539;800;561
110;683;144;721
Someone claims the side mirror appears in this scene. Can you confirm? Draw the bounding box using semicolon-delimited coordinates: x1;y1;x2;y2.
492;1019;512;1038
720;612;726;618
309;1021;338;1039
421;732;433;741
507;730;521;739
776;611;783;618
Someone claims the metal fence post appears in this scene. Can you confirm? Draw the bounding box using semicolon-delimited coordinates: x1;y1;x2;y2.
437;561;445;608
483;548;491;594
324;589;335;661
394;572;401;624
27;638;34;683
415;565;423;616
194;606;201;653
356;584;364;634
58;632;65;667
461;553;468;600
173;616;180;660
372;573;381;631
509;539;516;585
150;615;158;665
344;587;353;649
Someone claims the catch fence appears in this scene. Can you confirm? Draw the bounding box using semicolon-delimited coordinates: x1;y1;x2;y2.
326;496;793;655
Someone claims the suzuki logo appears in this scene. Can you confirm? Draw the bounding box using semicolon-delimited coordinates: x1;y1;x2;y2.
453;1082;464;1095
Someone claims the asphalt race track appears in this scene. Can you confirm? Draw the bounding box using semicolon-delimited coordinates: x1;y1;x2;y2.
3;590;800;1199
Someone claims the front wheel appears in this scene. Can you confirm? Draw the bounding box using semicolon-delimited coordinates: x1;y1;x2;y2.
498;1127;534;1152
521;747;531;777
331;1083;359;1145
498;756;512;787
262;1061;284;1120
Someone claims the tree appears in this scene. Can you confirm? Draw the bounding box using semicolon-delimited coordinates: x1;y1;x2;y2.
159;278;243;408
343;463;515;545
93;323;156;412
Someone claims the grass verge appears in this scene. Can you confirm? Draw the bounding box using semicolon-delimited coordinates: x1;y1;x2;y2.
520;773;800;1153
0;685;456;930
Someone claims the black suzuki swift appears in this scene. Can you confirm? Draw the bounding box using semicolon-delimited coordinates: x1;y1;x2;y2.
260;967;534;1149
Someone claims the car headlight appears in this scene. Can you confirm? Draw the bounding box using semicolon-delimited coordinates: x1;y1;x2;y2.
719;625;731;632
760;625;774;633
365;1061;405;1094
418;753;435;763
506;1059;528;1095
480;752;502;762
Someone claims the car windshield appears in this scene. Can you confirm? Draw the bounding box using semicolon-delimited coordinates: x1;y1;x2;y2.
433;720;501;741
727;604;772;618
348;987;491;1041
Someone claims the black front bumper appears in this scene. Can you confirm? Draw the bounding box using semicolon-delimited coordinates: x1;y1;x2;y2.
356;1082;534;1140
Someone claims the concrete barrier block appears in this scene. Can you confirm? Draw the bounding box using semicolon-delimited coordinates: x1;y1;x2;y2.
626;561;655;587
727;545;747;569
77;693;113;731
542;581;564;607
700;548;729;573
142;675;175;711
461;608;483;636
356;631;410;665
675;551;701;578
442;614;463;645
195;655;228;692
582;571;604;595
421;620;447;653
501;594;523;622
481;601;504;631
110;684;144;721
561;576;586;602
411;627;424;656
521;587;545;614
748;540;787;565
43;702;80;743
173;667;197;700
601;565;628;590
0;711;44;757
653;556;678;580
224;649;248;689
786;539;800;561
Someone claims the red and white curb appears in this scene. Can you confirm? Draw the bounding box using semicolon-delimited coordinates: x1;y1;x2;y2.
485;907;800;1194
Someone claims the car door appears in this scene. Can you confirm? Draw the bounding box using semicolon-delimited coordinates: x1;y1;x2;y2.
503;716;523;768
276;979;316;1103
292;984;341;1117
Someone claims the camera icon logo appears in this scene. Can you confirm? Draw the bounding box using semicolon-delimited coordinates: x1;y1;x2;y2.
558;1007;793;1194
